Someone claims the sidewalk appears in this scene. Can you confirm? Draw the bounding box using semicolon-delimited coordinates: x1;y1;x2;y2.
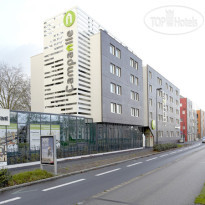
9;148;154;175
8;141;196;176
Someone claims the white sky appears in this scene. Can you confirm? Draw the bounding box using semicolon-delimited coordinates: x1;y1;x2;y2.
0;0;205;110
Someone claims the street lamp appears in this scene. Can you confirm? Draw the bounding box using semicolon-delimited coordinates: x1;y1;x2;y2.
156;88;162;144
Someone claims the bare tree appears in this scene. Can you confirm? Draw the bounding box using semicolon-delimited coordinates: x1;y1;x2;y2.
0;63;31;111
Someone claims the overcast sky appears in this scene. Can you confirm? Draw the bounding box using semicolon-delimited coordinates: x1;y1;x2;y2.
0;0;205;110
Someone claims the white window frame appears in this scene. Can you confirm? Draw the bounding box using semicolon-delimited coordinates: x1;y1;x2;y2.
116;48;121;59
110;44;115;55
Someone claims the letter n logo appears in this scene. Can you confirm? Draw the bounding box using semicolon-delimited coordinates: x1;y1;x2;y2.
63;11;76;27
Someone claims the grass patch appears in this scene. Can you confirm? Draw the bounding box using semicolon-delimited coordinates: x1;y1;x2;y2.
195;183;205;204
177;144;183;148
1;169;53;188
153;143;177;152
3;169;53;187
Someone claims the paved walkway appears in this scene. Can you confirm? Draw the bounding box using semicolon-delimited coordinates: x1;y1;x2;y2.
9;148;154;175
8;142;194;176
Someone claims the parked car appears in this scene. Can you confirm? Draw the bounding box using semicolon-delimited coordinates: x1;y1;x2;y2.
202;137;205;143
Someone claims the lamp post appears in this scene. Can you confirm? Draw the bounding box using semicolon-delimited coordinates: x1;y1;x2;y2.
156;88;162;144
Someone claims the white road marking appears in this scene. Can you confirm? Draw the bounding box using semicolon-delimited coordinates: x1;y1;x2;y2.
127;162;143;167
0;197;21;204
95;168;121;176
160;154;169;158
146;157;158;162
170;152;176;154
42;179;86;192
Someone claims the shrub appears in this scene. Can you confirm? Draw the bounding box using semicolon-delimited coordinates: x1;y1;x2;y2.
153;143;177;152
9;169;53;186
0;169;12;188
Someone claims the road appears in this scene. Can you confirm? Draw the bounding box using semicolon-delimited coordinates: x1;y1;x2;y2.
0;143;204;205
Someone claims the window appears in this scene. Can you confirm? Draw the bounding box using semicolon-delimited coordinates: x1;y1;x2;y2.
111;103;116;113
176;109;179;115
130;58;138;69
150;112;153;119
131;108;139;117
110;44;115;55
149;71;152;79
116;104;122;114
116;48;121;59
157;77;162;85
111;83;121;95
131;91;139;101
149;99;152;107
176;119;179;124
111;103;122;114
180;103;182;107
182;110;185;114
130;58;134;67
110;83;116;93
116;85;122;95
149;85;152;92
110;64;121;77
110;64;115;74
170;107;173;113
130;75;138;85
135;77;138;86
166;83;168;89
116;67;121;77
176;100;179;106
176;90;179;96
169;86;173;92
158;90;162;97
130;75;134;84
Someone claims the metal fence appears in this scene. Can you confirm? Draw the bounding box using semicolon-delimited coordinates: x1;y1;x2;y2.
7;123;143;165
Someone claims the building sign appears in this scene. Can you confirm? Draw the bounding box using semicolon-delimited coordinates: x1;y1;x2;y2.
40;136;54;164
64;10;76;93
63;11;76;27
162;92;167;122
151;120;156;130
0;109;10;126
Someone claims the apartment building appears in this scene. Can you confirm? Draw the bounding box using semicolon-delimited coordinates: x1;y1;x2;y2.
31;7;184;146
197;109;205;138
144;65;181;145
180;97;197;141
31;7;144;127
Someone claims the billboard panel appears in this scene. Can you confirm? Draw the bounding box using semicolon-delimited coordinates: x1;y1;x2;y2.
41;136;54;164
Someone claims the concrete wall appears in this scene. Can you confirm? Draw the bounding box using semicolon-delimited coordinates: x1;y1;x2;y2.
90;32;102;122
31;53;44;112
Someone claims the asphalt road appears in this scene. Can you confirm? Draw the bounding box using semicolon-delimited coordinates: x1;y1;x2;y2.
0;142;204;205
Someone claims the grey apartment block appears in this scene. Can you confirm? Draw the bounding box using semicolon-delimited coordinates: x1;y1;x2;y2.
100;30;144;126
185;98;197;141
145;65;181;143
